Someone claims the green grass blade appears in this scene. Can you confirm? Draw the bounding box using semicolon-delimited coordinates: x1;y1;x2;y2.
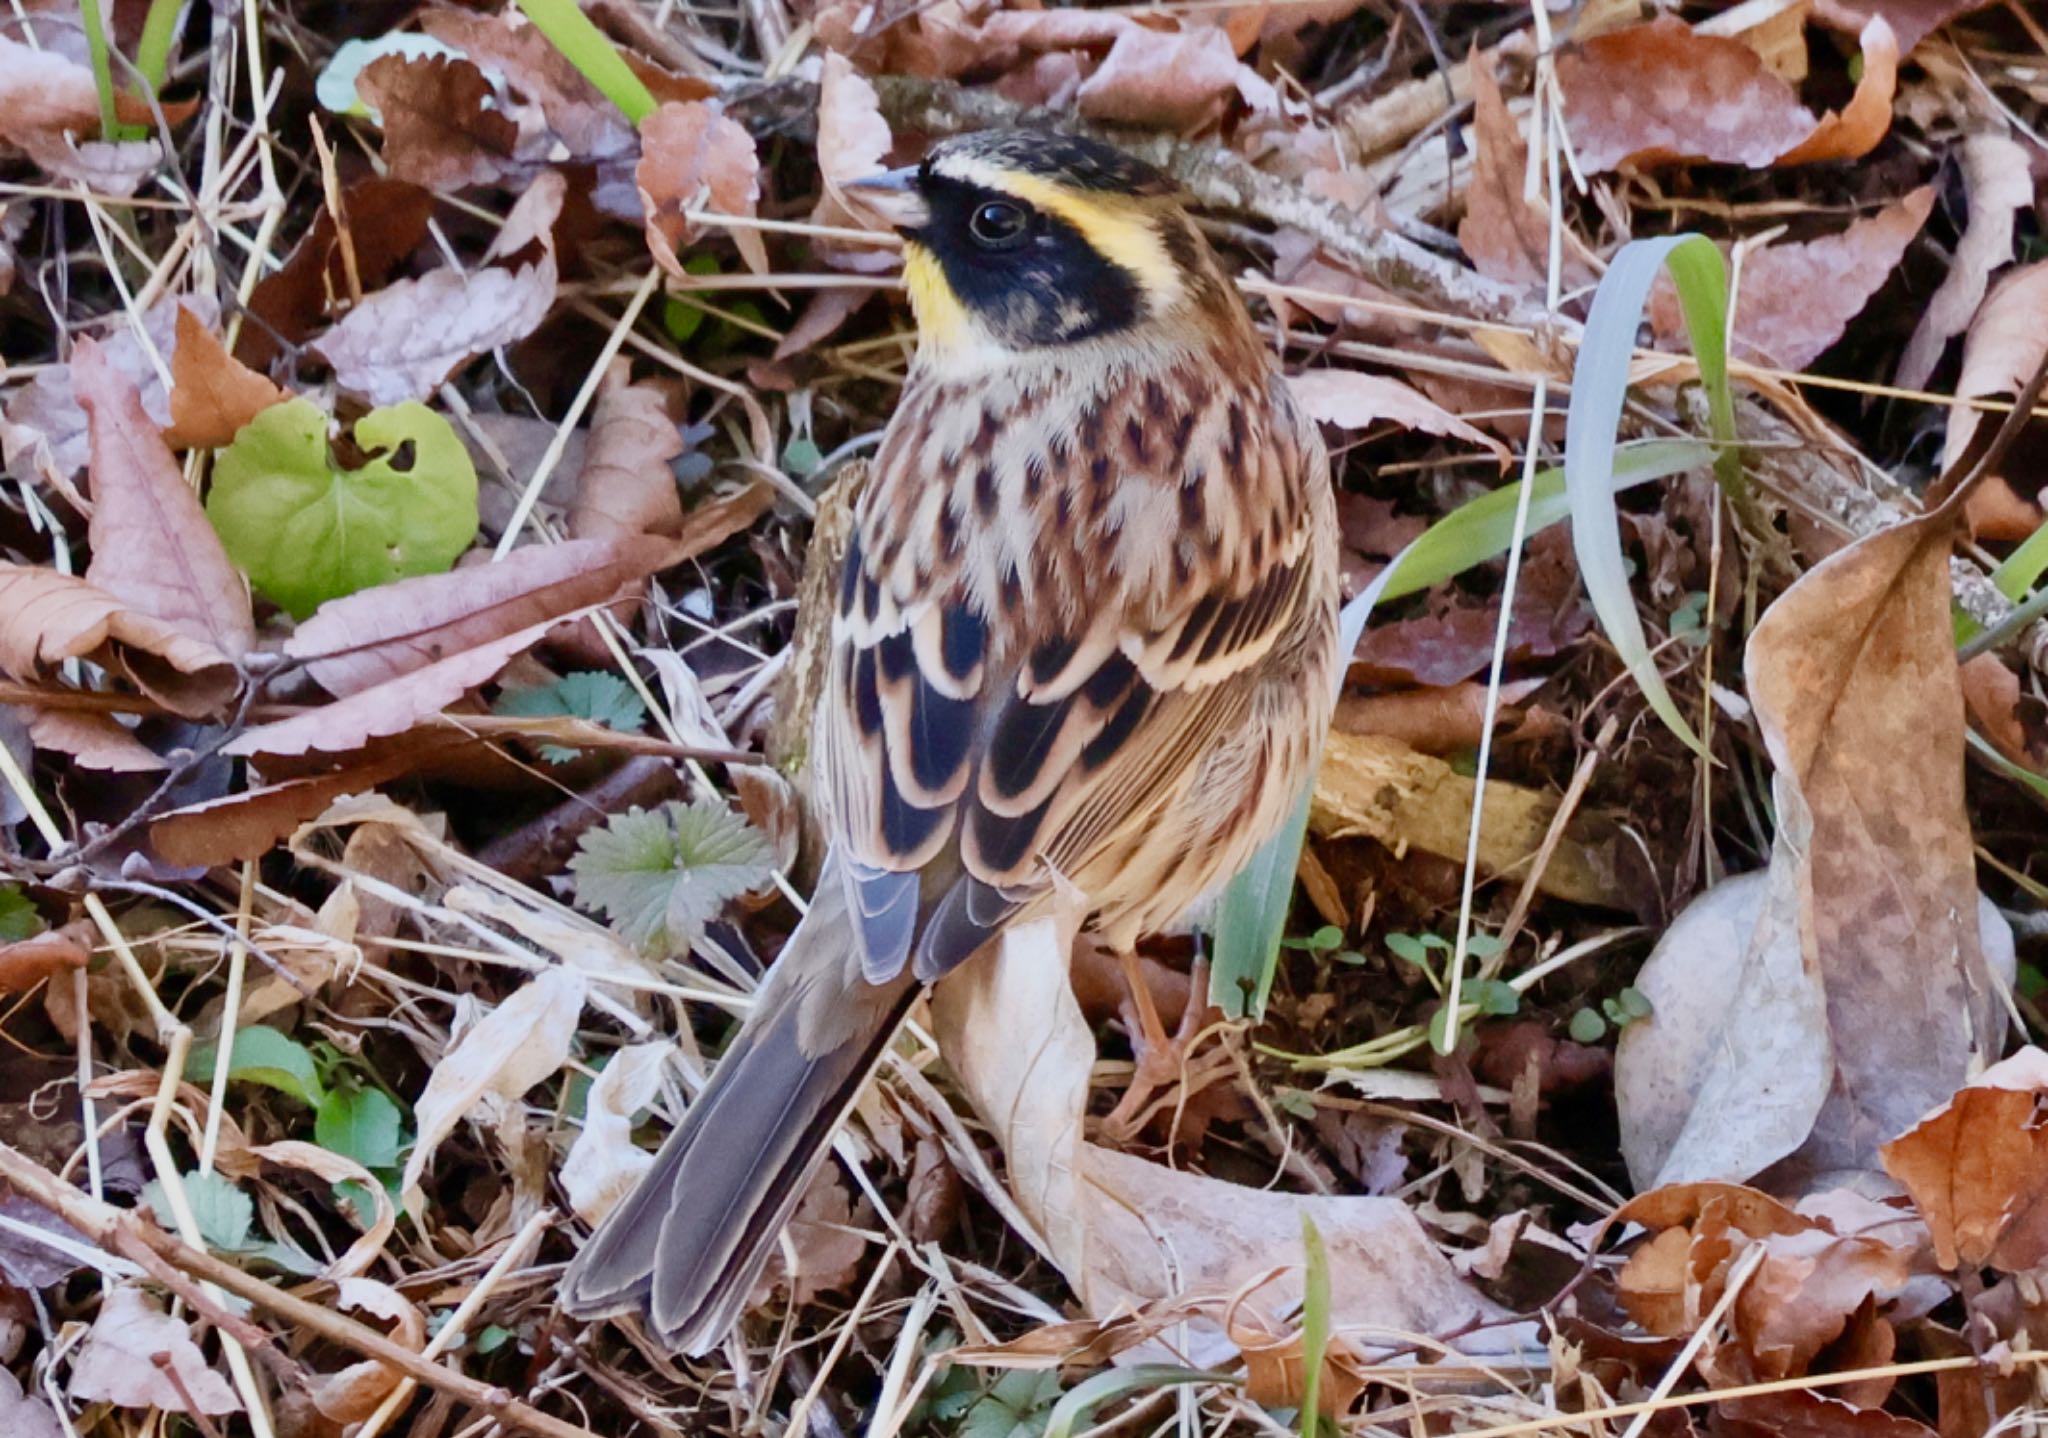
515;0;659;124
77;0;121;140
1297;1214;1331;1437
1564;234;1734;755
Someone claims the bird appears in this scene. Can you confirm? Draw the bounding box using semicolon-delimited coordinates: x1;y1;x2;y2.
560;127;1341;1355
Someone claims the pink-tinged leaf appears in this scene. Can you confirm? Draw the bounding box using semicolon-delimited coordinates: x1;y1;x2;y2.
636;101;767;276
0;564;239;718
68;1286;241;1414
74;338;255;661
1289;368;1509;462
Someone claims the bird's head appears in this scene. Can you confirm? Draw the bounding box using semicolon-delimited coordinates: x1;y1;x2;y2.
856;129;1240;367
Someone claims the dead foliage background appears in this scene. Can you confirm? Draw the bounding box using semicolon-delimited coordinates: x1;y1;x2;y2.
0;0;2045;1433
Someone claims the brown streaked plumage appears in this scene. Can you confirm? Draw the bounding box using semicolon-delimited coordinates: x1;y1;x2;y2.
560;128;1340;1354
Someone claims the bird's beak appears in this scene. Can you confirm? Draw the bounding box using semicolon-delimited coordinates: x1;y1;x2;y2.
846;166;928;237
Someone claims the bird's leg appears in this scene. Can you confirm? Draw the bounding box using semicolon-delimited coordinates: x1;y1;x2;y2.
1101;947;1227;1142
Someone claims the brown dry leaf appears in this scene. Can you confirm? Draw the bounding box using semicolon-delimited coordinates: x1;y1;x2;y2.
252;1142;397;1280
1335;678;1547;754
312;170;565;406
285;534;682;696
809;53;901;275
1290;368;1508;461
224;617;553;758
0;564;239;718
1075;24;1246;130
1457;48;1596;293
1813;0;1995;55
1897;135;2033;392
1719;1389;1939;1437
0;921;89;995
162;306;287;449
1943;261;2048;478
560;1039;671;1224
399;964;586;1212
27;708;169;771
1229;1293;1370;1417
241;177;434;370
1880;1046;2048;1272
3;294;203;485
417;5;638;164
307;1277;424;1422
75;337;255;662
1958;653;2043;769
754;1172;869;1307
0;35;162;195
356;53;527;190
68;1285;241;1414
1650;189;1931;371
148;745;454;867
1557;15;1896;172
636;101;768;277
0;1369;62;1438
570;366;685;542
1617;505;2005;1189
932;910;1523;1371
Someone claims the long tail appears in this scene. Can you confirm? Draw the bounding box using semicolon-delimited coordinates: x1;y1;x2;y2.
560;874;918;1355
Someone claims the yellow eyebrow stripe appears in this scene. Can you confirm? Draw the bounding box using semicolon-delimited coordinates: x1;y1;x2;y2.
941;159;1184;305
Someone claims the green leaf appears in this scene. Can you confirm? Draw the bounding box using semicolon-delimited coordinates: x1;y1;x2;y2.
1275;1087;1318;1120
1472;979;1520;1017
145;1171;253;1252
568;799;776;953
1568;1007;1608;1044
1564;235;1736;755
475;1324;516;1355
1384;932;1431;968
514;0;659;123
207;398;479;619
495;671;649;763
0;886;40;943
316;1085;405;1171
1298;1214;1330;1438
961;1369;1062;1438
195;1025;327;1108
1616;985;1654;1022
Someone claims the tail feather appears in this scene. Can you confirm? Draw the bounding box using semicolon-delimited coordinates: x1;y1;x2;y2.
561;871;917;1355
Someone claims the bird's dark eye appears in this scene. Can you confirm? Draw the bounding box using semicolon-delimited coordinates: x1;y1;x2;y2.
968;200;1030;249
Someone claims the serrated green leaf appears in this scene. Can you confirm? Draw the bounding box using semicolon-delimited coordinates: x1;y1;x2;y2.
495;671;648;763
0;886;40;943
145;1171;253;1252
316;1085;405;1170
1569;1007;1607;1044
207;397;479;619
195;1025;327;1108
962;1369;1062;1438
568;799;775;953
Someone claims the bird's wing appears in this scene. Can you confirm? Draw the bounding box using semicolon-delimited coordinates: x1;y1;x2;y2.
817;366;1326;981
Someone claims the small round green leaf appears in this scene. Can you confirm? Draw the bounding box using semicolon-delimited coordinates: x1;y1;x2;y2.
207;397;479;619
1568;1007;1608;1044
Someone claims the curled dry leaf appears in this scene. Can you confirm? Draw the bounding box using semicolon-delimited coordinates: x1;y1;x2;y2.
75;338;255;662
810;53;901;276
417;6;640;164
68;1285;241;1414
560;1039;672;1224
399;964;586;1212
932;906;1522;1371
1942;261;2048;478
1896;135;2033;392
26;709;168;772
308;1276;425;1422
1813;0;1996;55
636;101;768;277
252;1140;397;1279
0;921;90;995
1649;188;1933;371
1290;368;1508;463
0;35;162;195
1458;48;1557;291
242;177;434;370
571;366;686;542
1616;504;2007;1190
162;306;287;450
1880;1046;2048;1273
312;169;566;407
753;1173;869;1307
1558;15;1896;172
0;564;239;719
